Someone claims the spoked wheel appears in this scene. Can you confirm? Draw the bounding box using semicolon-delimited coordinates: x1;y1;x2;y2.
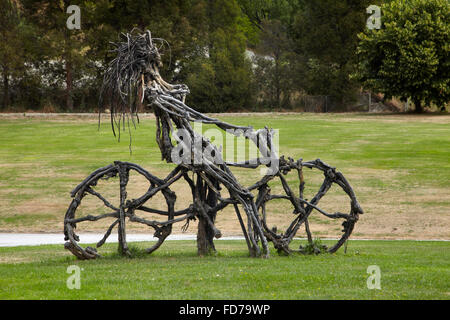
64;161;193;259
255;157;363;254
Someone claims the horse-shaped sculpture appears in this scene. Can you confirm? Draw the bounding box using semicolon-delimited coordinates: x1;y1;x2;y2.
64;30;363;260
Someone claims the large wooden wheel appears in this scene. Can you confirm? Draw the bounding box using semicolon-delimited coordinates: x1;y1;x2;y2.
255;157;363;254
63;161;193;259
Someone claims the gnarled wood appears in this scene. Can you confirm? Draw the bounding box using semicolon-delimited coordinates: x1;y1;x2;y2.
64;30;362;259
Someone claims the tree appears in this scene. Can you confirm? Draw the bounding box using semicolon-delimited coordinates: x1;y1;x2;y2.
355;0;450;113
182;0;254;113
238;0;299;110
0;0;24;109
21;0;92;111
252;19;292;109
292;0;376;108
237;0;298;32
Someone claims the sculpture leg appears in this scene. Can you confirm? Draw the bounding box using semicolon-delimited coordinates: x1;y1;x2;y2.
117;163;131;257
234;193;269;258
192;174;222;255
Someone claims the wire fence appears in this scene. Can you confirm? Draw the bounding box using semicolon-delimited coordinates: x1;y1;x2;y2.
298;93;399;113
298;95;341;113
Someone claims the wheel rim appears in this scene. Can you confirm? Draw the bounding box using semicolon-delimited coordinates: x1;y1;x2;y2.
256;158;363;254
64;162;193;259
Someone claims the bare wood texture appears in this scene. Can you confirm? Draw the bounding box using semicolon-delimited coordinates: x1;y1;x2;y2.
64;30;362;259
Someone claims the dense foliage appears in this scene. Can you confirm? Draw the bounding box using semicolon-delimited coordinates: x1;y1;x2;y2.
0;0;448;112
355;0;450;112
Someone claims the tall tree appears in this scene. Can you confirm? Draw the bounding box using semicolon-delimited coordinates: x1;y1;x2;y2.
292;0;376;107
238;0;299;109
21;0;93;111
355;0;450;113
0;0;23;109
181;0;254;113
252;19;292;109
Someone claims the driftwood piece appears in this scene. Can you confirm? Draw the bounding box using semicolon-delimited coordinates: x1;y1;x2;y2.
64;30;363;259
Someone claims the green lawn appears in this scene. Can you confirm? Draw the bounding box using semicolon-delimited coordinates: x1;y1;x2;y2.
0;113;449;239
0;113;449;300
0;240;448;299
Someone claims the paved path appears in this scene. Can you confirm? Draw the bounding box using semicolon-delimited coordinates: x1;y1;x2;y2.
0;233;244;247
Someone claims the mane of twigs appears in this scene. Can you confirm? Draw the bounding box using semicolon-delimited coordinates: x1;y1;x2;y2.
98;29;169;142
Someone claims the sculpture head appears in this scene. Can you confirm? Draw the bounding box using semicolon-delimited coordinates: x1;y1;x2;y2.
99;29;168;133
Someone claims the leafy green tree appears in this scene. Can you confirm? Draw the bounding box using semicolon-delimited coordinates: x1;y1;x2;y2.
182;0;254;112
355;0;450;113
238;0;299;110
91;0;252;113
252;19;293;109
292;0;376;107
95;0;203;78
0;0;24;109
21;0;93;111
237;0;298;31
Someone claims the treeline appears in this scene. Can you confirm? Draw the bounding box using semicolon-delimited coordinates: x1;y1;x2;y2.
1;0;379;113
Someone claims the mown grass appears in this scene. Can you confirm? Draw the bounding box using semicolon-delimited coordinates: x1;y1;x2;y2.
1;113;449;186
0;113;449;238
0;240;448;300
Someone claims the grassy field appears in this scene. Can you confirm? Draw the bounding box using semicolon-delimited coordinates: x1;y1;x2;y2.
0;239;448;299
0;112;449;300
0;112;449;239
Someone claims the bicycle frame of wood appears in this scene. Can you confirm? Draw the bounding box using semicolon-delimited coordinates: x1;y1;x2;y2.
63;30;363;260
